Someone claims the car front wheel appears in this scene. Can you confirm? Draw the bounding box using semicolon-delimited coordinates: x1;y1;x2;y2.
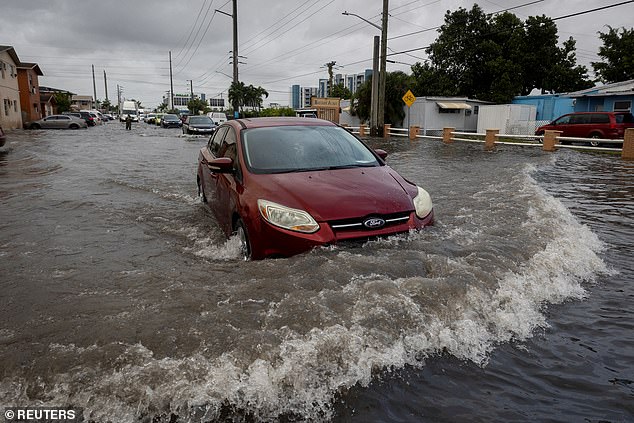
234;219;251;261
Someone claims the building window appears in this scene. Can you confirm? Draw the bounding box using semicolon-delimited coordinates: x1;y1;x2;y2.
614;101;631;112
474;105;479;115
0;62;5;79
438;108;460;114
4;99;9;116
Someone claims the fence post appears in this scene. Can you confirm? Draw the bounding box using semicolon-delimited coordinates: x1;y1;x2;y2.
359;124;366;137
409;125;420;140
623;128;634;160
383;124;391;138
543;130;560;152
443;127;455;144
485;129;499;151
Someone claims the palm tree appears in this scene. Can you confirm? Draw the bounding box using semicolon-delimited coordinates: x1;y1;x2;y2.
228;81;246;114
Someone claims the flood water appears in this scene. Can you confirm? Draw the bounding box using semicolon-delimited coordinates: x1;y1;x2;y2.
0;123;632;422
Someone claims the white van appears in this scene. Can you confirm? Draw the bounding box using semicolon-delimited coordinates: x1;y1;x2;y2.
207;112;227;125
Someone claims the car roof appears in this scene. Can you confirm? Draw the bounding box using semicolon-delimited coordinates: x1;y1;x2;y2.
231;117;335;129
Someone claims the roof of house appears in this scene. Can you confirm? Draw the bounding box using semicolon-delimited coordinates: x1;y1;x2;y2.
17;62;43;76
567;79;634;98
0;45;21;65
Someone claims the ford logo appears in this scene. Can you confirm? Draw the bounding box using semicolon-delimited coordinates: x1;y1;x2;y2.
364;217;386;229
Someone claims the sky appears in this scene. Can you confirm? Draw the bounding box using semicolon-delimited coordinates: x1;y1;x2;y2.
1;0;632;110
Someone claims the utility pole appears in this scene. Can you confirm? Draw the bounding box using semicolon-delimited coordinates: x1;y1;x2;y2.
377;0;389;132
117;84;122;114
217;0;239;116
232;0;238;85
103;70;109;104
92;64;97;110
371;36;380;135
169;51;174;111
342;10;383;135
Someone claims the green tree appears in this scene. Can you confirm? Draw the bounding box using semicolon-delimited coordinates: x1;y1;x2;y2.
331;83;352;99
259;107;296;117
187;97;210;115
592;26;634;83
353;71;412;125
228;81;246;113
352;79;371;122
101;99;112;113
416;5;590;101
229;82;269;115
53;92;72;113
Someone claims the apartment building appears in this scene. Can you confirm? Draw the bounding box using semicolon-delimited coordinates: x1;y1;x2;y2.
0;46;22;129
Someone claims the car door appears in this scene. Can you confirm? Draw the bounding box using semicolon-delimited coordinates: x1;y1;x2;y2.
199;126;228;212
57;115;71;129
213;127;240;231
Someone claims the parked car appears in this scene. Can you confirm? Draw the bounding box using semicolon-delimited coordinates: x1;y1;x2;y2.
196;117;434;260
161;114;182;128
207;112;228;125
63;111;95;126
0;125;6;147
28;115;88;130
535;111;634;146
183;115;216;135
144;113;157;124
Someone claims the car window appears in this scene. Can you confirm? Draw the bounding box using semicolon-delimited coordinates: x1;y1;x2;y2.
590;114;610;124
554;115;570;125
219;128;237;161
615;113;633;123
208;126;228;157
242;125;380;174
569;114;588;124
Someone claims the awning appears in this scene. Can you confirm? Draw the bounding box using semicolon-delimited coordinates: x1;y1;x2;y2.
436;102;472;110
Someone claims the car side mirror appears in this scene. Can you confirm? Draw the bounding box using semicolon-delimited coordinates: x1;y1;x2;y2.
375;149;388;160
207;157;234;173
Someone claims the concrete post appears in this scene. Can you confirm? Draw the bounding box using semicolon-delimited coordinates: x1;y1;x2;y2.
443;127;455;144
359;124;367;137
409;125;420;140
485;129;499;151
543;130;561;152
623;128;634;160
383;124;391;138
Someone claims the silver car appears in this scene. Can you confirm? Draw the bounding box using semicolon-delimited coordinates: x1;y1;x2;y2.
29;115;88;130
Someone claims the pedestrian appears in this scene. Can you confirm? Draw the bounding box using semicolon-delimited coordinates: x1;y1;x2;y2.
125;114;132;130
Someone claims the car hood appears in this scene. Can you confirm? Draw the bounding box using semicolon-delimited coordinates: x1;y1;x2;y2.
248;166;417;221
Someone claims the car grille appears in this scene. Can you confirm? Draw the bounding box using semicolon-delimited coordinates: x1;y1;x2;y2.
328;211;411;232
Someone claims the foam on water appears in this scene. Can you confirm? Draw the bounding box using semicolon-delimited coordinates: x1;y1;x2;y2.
1;165;609;421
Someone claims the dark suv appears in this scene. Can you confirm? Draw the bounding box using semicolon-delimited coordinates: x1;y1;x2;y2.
536;111;634;146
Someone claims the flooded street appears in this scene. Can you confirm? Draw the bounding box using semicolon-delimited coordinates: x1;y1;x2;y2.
1;123;632;422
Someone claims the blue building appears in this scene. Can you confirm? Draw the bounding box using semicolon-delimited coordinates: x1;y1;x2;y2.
513;79;634;122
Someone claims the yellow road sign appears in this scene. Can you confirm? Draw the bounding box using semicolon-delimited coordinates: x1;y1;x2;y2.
402;90;416;107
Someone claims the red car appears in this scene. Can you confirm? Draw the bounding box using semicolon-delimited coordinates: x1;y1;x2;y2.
197;117;434;260
535;111;634;146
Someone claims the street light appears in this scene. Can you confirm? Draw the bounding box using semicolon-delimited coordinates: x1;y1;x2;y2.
342;3;388;136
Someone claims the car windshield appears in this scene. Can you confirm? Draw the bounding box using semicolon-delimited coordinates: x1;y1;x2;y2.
190;116;212;124
242;125;380;174
164;115;178;121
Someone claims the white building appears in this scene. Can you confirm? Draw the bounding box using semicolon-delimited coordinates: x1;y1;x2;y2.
0;46;22;129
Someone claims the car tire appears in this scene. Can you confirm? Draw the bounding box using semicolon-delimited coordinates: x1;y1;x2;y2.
589;133;602;147
69;124;79;129
197;178;207;203
234;219;251;261
30;123;41;129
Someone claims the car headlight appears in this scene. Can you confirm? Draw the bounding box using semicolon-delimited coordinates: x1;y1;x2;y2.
413;186;433;219
257;199;320;233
